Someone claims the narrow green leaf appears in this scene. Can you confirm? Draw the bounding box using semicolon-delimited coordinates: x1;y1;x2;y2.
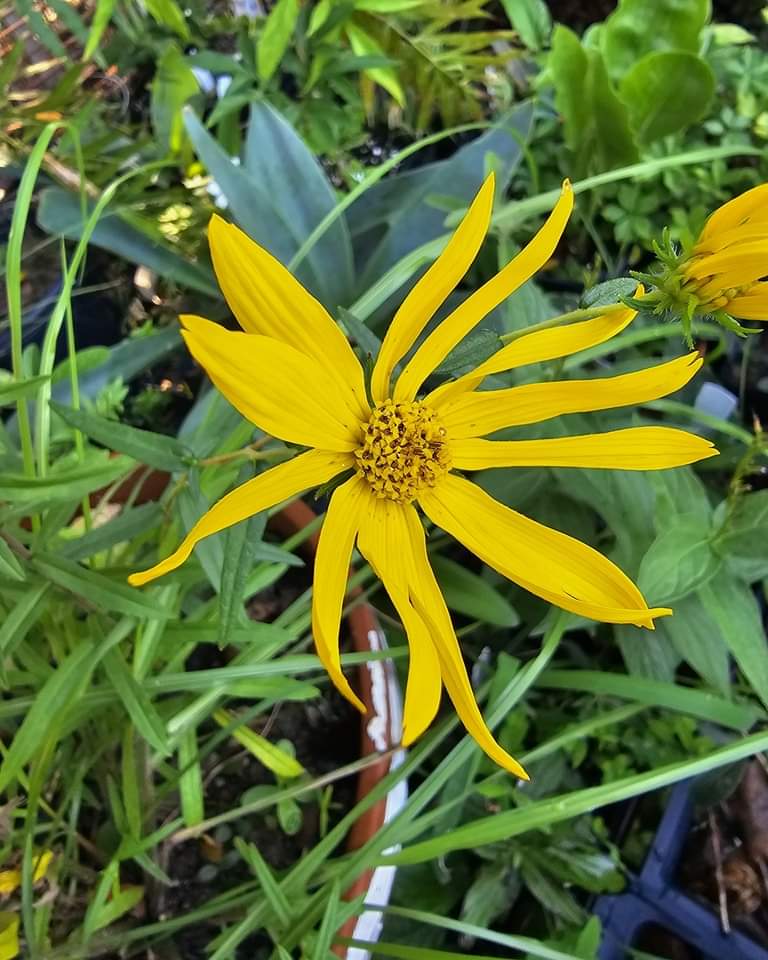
0;453;134;507
0;583;49;654
234;838;291;925
103;649;171;755
257;0;300;83
213;709;305;778
0;375;50;407
32;554;172;620
83;0;115;60
121;725;142;837
178;727;204;827
0;540;25;582
51;400;191;471
59;502;164;562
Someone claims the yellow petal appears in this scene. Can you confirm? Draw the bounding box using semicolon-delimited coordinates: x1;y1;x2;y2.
427;300;637;408
0;913;19;960
208;216;369;419
686;241;768;289
401;507;528;777
0;872;19;897
180;315;362;451
356;498;442;746
393;180;574;402
699;183;768;243
727;286;768;320
439;351;703;439
419;475;670;628
370;175;495;404
451;427;718;470
129;449;352;586
311;476;370;714
694;222;768;255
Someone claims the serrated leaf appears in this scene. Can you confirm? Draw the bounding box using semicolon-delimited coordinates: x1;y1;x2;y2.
51;401;191;472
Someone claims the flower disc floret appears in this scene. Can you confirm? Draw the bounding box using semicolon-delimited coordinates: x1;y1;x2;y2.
355;399;451;502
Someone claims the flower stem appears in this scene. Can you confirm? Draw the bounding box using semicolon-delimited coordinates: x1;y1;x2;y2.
499;301;628;344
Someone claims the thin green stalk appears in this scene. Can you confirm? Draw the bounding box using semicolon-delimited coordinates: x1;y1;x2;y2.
5;123;64;481
499;301;627;344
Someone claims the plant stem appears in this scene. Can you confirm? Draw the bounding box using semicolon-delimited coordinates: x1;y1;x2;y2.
499;301;627;344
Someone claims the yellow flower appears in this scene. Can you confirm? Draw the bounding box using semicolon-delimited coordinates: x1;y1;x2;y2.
129;175;716;777
684;183;768;322
638;183;768;340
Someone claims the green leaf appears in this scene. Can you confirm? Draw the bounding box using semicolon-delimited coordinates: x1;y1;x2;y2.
656;595;730;695
258;0;300;83
434;329;502;376
580;278;637;309
59;502;164;562
615;625;679;682
0;583;49;654
0;374;51;407
37;190;217;297
178;727;204;827
83;0;115;61
51;401;191;472
549;26;638;177
218;502;266;646
619;51;714;143
431;555;519;628
32;554;172;620
213;709;305;777
346;20;405;107
602;0;710;80
102;648;170;755
699;573;768;710
0;452;134;507
713;490;768;583
0;42;23;94
144;0;189;39
0;642;95;793
499;0;551;50
151;43;199;155
0;539;25;582
637;514;720;605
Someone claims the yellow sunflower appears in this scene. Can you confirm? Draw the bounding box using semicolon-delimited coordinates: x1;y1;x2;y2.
130;174;717;777
638;182;768;339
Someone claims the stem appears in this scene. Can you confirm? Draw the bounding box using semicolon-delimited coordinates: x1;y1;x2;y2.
499;301;628;344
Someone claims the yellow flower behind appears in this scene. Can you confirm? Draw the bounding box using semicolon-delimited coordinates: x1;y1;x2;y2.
129;174;717;778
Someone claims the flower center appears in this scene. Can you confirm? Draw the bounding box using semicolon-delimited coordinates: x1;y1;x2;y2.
355;399;451;502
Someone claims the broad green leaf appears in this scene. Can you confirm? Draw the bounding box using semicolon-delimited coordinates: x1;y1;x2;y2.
434;329;502;376
615;625;679;682
32;554;172;620
602;0;710;80
619;51;714;143
0;642;95;793
712;490;768;583
431;555;519;627
37;190;217;297
637;514;720;605
257;0;300;83
700;573;768;710
213;709;305;777
656;595;730;695
549;26;638;177
102;648;170;755
151;43;199;155
51;401;192;472
650;465;712;533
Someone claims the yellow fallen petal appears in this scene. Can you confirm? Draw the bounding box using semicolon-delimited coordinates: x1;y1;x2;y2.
428;301;637;408
129;449;352;586
0;873;18;898
311;476;372;713
393;180;573;402
370;174;495;404
402;507;529;778
356;498;442;746
699;183;768;243
439;351;703;439
419;475;669;628
208;216;369;420
31;851;52;884
0;913;19;960
450;427;718;470
181;315;362;451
